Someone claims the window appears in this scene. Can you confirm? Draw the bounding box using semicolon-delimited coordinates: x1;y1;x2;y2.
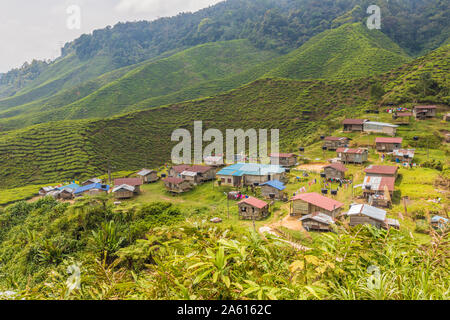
228;178;231;183
221;178;225;182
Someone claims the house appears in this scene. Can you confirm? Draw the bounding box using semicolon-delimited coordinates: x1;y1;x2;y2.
189;165;216;183
413;105;437;119
238;197;269;220
74;183;110;197
391;149;415;164
323;163;347;180
300;213;335;232
431;215;449;230
204;155;224;167
362;175;395;207
363;121;398;136
342;119;367;132
81;178;102;186
39;186;58;197
336;148;368;164
58;183;80;192
217;163;286;187
290;192;344;218
260;180;286;200
112;184;135;199
46;190;61;199
345;204;399;229
364;165;398;178
323;137;350;150
136;169;158;183
59;188;75;200
375;137;403;152
168;165;191;178
270;153;298;167
393;112;412;125
180;170;199;185
163;177;192;193
114;178;143;194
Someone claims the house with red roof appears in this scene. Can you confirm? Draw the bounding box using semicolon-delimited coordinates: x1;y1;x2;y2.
323;136;350;150
238;197;269;220
114;178;143;193
163;177;193;193
270;153;298;167
168;164;215;183
336;147;368;164
413;105;437;119
290;192;344;218
364;165;398;178
323;163;348;180
342;119;367;132
375;137;403;152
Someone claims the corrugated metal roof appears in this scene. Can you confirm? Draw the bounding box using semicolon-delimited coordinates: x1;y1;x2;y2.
238;196;268;209
300;212;334;225
324;163;348;172
181;171;198;177
363;175;395;191
347;204;386;222
392;149;415;158
137;169;155;176
260;180;286;191
74;183;110;194
112;184;135;193
336;147;366;154
163;177;184;184
375;137;403;144
364;121;398;128
217;163;285;177
343;119;366;125
82;178;101;184
58;183;80;191
291;192;344;211
114;178;143;186
364;165;398;175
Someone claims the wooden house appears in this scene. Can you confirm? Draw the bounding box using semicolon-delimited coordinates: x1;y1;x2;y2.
270;153;297;167
290;192;344;218
323;137;350;150
336;148;368;164
363;121;398;136
189;165;216;183
300;212;335;232
39;186;57;197
238;197;269;220
74;183;110;197
136;169;158;183
413;105;437;119
362;175;395;207
114;178;143;194
59;188;75;200
163;177;192;193
168;165;191;178
217;163;286;187
260;180;286;200
81;178;102;186
391;149;415;164
392;112;412;125
364;165;398;178
345;204;399;229
112;184;135;199
323;163;347;180
375;137;403;152
180;170;200;185
342;119;366;132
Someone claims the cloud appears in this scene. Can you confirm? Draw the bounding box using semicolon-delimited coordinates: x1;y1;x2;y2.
115;0;223;16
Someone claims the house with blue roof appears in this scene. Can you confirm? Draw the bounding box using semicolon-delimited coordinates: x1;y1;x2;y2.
74;183;110;197
58;183;80;191
260;180;287;200
217;163;286;187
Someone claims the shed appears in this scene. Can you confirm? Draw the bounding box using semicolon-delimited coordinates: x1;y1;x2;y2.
137;169;158;183
260;180;286;200
290;192;343;218
238;197;269;220
323;137;350;150
342;119;367;132
391;149;415;164
270;153;298;167
363;121;398;136
112;184;135;199
163;177;192;193
336;148;368;164
375;137;403;152
59;188;75;200
345;204;387;228
300;212;335;231
413;105;437;119
323;163;347;180
39;186;57;197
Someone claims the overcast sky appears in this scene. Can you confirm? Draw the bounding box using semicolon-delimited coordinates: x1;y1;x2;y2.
0;0;224;73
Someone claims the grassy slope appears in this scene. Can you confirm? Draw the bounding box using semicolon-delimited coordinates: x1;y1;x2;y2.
266;23;411;80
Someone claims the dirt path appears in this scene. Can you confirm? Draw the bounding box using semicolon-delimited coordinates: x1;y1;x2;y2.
294;163;327;173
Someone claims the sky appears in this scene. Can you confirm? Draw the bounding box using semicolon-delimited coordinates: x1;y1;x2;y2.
0;0;224;73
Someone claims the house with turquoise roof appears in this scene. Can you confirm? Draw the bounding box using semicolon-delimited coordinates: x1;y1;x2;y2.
217;163;286;187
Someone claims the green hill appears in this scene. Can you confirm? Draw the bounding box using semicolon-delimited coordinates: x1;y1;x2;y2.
265;23;411;80
0;44;448;188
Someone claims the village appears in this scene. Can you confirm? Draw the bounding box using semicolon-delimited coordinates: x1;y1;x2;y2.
36;104;449;239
